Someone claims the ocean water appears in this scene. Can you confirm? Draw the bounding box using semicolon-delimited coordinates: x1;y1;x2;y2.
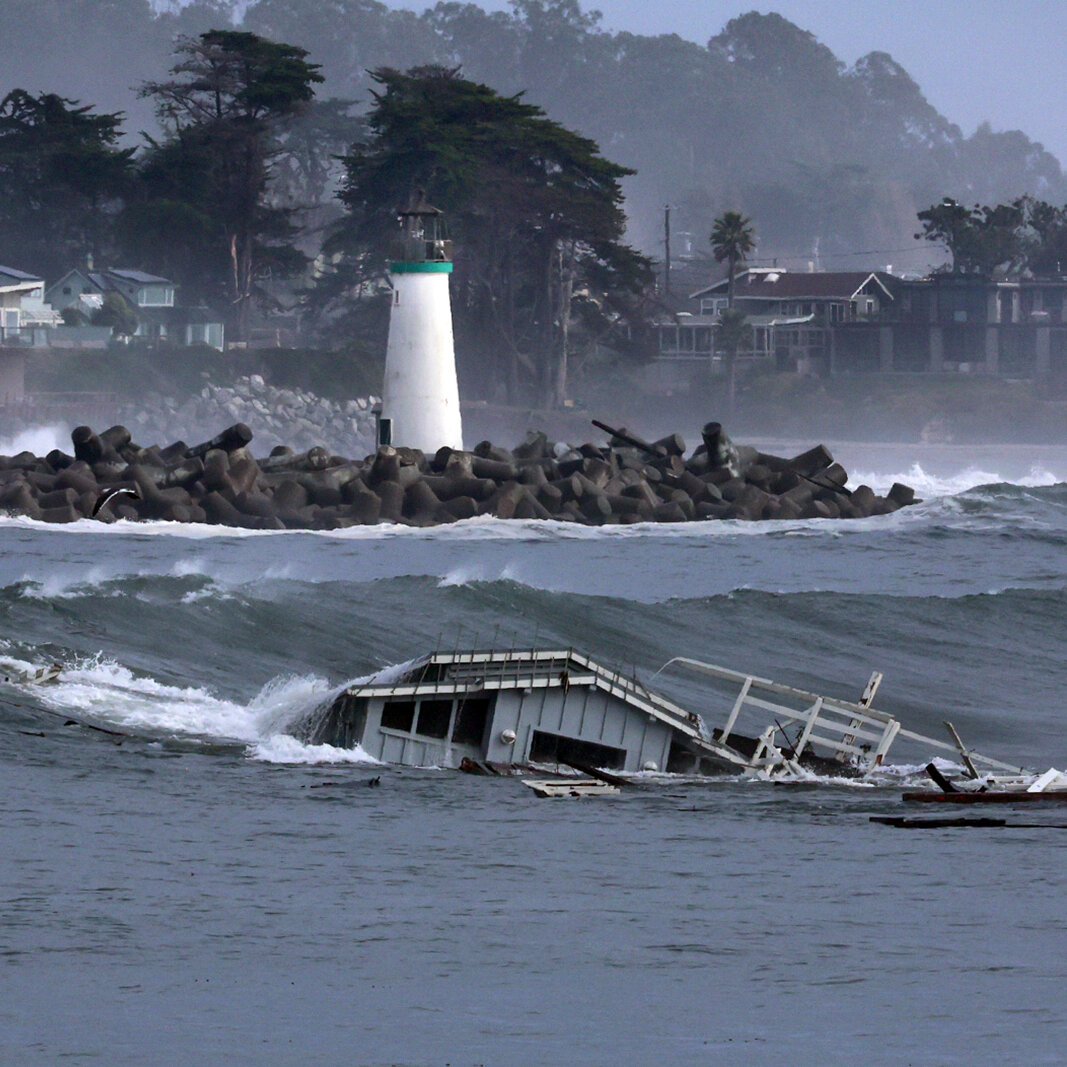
3;443;1067;1064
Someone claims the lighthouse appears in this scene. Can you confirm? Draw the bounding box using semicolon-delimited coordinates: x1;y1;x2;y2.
379;191;463;453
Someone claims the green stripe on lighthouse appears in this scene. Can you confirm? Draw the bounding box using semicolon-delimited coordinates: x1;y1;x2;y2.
390;261;453;273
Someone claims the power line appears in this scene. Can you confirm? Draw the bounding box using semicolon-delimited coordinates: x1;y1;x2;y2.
747;246;936;263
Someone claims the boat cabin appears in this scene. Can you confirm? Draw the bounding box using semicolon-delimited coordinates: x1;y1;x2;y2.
309;648;733;774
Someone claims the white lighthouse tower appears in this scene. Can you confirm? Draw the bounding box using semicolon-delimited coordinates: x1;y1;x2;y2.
379;191;463;453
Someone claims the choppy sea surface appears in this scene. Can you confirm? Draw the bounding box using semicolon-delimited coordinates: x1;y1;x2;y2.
3;434;1067;1065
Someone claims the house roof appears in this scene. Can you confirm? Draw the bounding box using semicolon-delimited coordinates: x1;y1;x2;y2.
0;265;43;283
691;270;898;302
106;269;174;286
345;647;713;744
0;266;44;292
45;268;91;292
86;272;119;293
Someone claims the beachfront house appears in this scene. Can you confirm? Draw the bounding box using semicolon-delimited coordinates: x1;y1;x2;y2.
46;268;225;350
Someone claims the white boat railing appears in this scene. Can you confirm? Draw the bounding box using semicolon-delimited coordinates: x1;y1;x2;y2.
652;657;1024;775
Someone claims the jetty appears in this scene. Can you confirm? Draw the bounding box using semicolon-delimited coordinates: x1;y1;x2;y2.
0;418;917;528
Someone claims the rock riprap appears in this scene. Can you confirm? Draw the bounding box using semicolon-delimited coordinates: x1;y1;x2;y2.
120;376;379;460
0;420;917;528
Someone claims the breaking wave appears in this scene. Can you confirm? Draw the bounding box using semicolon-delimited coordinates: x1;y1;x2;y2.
0;651;378;764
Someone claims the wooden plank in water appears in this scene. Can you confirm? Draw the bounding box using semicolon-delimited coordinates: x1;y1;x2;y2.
871;816;1007;828
560;758;632;788
903;790;1067;804
522;778;620;799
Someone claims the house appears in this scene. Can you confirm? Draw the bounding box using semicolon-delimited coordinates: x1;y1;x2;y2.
0;266;58;344
47;267;175;318
305;645;990;781
650;267;897;388
0;265;62;403
885;273;1067;377
46;268;224;350
688;268;901;373
309;647;737;775
652;261;1067;382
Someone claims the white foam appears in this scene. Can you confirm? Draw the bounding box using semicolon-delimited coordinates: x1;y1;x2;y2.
851;461;1062;497
18;564;122;599
248;734;380;764
10;654;380;764
438;561;522;587
170;556;210;578
0;424;67;457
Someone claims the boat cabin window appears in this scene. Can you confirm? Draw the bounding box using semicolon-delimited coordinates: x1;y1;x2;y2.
451;696;491;746
529;729;625;770
416;698;452;739
381;699;415;732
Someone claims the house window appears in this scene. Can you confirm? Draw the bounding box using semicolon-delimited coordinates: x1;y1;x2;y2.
416;698;452;739
138;286;174;307
381;699;416;732
528;729;625;770
451;696;490;746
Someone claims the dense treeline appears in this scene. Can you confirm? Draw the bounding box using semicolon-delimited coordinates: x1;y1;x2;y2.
6;1;1067;408
916;196;1067;276
0;33;651;405
2;0;1065;268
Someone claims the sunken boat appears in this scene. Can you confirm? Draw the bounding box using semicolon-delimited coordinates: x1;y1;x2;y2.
306;648;1021;780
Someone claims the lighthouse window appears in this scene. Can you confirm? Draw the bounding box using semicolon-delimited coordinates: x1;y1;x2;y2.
394;290;399;305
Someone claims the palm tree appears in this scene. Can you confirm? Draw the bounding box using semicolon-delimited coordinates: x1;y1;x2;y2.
710;210;755;309
709;211;755;413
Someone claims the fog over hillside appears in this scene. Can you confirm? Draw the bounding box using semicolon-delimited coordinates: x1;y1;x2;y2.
3;0;1064;271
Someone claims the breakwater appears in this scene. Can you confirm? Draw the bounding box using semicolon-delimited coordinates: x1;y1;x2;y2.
0;419;916;528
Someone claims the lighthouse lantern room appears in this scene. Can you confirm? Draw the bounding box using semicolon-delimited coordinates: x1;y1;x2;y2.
379;190;463;453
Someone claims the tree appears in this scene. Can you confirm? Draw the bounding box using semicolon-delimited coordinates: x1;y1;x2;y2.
324;66;651;406
710;210;755;411
1016;197;1067;275
137;30;323;339
710;210;755;307
0;89;133;279
915;197;1025;275
90;291;139;338
268;97;365;224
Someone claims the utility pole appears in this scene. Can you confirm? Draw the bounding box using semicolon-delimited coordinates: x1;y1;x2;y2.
664;204;671;296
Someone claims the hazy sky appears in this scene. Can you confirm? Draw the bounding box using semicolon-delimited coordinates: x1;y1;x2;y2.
382;0;1067;166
